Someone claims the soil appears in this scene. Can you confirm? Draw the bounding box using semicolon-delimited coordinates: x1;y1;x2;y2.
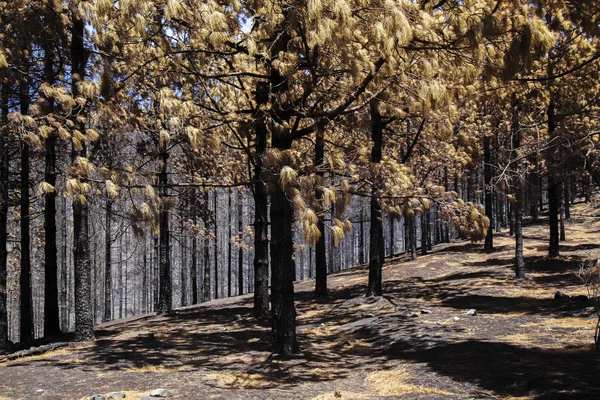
1;202;600;400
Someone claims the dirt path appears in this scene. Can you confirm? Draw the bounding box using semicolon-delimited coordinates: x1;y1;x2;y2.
1;203;600;400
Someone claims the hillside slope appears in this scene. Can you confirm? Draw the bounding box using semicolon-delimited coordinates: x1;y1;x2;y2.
1;202;600;400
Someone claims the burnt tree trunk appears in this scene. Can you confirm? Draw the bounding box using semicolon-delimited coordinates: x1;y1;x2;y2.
563;179;571;220
43;41;60;338
237;190;244;296
408;214;417;261
180;204;187;307
71;13;94;342
358;205;365;264
547;56;560;258
269;18;299;354
559;189;566;242
420;213;428;256
191;193;198;304
269;167;297;354
367;99;385;297
227;189;232;298
20;63;33;344
60;197;68;330
202;191;211;302
213;190;218;300
512;96;525;280
484;132;494;252
157;148;172;315
389;216;394;257
103;200;112;322
314;126;328;300
0;85;9;347
253;82;269;319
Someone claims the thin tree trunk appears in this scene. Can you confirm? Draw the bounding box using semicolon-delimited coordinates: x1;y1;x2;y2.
213;190;218;300
484;132;494;252
547;162;560;256
547;55;560;258
237;190;244;296
408;214;417;261
157;148;172;315
563;180;571;220
314;126;328;300
227;189;232;298
153;237;158;311
512;96;525;279
420;212;428;256
103;200;112;322
142;240;147;313
202;191;211;302
389;216;395;257
252;82;269;319
181;211;187;307
443;167;450;242
367;100;385;297
427;209;433;250
358;204;365;264
60;197;68;331
191;194;198;304
125;233;129;316
0;85;9;347
43;43;60;338
118;235;123;319
509;202;514;237
559;191;566;242
19;69;33;344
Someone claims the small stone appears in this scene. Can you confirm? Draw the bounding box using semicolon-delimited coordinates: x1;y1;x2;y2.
420;309;432;314
554;290;570;300
435;322;442;325
150;388;170;397
466;309;477;317
233;314;243;321
453;316;460;321
91;395;106;400
108;392;126;399
137;332;155;342
401;310;419;318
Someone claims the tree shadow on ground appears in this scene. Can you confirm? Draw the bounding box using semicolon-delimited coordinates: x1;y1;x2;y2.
559;243;600;252
440;294;589;316
464;257;513;268
337;317;600;399
386;339;600;399
526;256;585;273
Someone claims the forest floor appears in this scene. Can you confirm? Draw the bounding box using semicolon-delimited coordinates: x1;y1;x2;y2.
1;202;600;400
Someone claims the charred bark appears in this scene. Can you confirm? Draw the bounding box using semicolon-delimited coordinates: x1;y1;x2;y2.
314;126;328;300
0;85;9;347
367;100;385;297
157;149;172;315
